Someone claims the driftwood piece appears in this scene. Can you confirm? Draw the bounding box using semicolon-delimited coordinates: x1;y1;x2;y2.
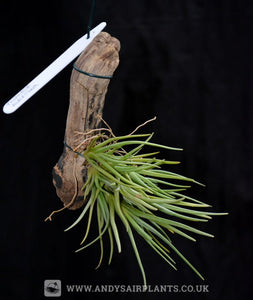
52;32;120;210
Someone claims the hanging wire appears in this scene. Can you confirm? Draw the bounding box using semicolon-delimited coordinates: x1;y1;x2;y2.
87;0;96;39
73;0;113;79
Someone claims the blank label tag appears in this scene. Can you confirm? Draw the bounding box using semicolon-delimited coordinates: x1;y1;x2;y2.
3;22;106;114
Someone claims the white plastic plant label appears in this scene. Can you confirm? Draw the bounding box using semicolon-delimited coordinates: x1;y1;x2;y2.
3;22;106;114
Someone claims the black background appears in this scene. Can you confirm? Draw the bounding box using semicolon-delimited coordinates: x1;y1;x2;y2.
1;1;252;299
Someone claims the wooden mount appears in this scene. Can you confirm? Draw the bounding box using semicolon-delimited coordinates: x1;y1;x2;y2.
52;32;120;210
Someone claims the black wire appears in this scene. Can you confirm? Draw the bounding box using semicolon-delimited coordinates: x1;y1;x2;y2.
63;141;83;157
73;63;113;79
73;0;113;79
87;0;96;39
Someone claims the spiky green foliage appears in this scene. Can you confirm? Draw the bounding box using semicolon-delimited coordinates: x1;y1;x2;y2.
65;132;227;286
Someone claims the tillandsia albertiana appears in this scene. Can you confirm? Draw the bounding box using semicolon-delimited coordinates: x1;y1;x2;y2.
47;118;227;286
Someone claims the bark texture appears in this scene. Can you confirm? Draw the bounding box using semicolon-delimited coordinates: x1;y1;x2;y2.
52;32;120;210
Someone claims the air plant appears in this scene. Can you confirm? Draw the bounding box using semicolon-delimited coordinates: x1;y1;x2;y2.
47;119;227;286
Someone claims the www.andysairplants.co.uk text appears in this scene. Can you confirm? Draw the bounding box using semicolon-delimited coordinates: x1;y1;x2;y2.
66;284;209;293
44;280;209;296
